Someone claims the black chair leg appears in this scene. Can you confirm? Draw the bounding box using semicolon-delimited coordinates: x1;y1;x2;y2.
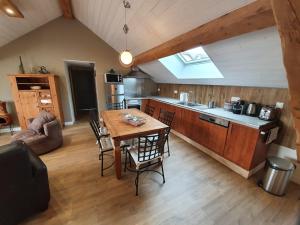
135;170;140;196
101;152;104;176
166;136;170;156
161;161;165;183
124;151;127;172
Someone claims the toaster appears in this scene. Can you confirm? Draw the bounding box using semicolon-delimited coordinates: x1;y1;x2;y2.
259;106;276;121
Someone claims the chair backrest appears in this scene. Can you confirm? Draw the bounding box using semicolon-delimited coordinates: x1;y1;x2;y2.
89;120;100;142
108;102;124;110
158;109;175;127
144;104;155;117
136;131;167;162
89;109;99;122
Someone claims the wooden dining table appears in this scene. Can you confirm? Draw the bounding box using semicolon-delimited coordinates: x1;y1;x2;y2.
101;108;168;179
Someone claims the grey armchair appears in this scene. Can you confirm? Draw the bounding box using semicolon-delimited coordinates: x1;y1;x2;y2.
11;119;63;155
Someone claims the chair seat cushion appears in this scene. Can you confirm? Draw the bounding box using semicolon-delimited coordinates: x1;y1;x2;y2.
127;146;162;169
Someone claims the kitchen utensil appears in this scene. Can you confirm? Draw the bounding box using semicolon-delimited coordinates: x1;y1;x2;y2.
208;101;215;108
259;106;277;121
246;103;257;116
232;101;242;114
179;92;189;104
224;101;233;111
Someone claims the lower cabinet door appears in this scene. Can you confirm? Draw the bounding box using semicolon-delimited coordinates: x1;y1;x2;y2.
205;122;228;156
193;115;227;156
223;123;259;169
19;91;40;127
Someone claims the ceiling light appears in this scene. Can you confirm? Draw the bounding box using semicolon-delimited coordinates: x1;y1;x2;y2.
119;50;133;66
0;0;24;18
119;1;134;67
4;7;15;15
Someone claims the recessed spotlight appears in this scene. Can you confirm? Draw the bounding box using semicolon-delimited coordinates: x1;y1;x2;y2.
4;7;15;15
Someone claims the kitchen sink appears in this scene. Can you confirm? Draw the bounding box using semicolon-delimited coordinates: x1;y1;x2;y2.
177;101;207;109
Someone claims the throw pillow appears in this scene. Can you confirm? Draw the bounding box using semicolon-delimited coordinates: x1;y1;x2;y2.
28;111;56;134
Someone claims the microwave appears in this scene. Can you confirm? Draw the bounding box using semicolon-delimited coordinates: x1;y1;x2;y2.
104;73;123;83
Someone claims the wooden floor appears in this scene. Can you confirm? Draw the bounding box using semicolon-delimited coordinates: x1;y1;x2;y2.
0;122;299;225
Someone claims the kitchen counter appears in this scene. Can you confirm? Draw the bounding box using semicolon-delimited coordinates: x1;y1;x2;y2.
127;96;273;129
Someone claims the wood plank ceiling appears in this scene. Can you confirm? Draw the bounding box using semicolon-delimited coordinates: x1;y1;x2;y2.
0;0;62;47
71;0;256;56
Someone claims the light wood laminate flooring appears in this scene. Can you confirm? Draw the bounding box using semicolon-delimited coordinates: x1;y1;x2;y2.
0;122;299;225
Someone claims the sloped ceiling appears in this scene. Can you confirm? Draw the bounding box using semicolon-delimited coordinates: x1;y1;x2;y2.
72;0;256;55
0;0;62;47
71;0;287;88
0;0;287;88
139;27;288;88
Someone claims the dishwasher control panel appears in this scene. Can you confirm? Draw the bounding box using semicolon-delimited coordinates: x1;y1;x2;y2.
199;114;229;128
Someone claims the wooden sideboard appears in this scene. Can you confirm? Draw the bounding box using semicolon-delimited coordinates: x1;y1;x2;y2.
9;74;64;129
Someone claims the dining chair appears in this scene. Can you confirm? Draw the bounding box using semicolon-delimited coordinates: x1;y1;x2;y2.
89;120;114;176
108;101;125;110
144;104;155;117
124;131;167;195
158;109;175;156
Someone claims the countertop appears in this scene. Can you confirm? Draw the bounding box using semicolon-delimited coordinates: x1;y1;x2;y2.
125;96;273;129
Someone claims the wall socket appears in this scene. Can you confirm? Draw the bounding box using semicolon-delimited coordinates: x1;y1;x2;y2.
276;102;284;109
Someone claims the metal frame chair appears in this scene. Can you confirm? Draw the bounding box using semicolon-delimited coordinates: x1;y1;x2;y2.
124;131;167;195
89;120;114;176
107;101;125;110
144;104;155;117
158;109;175;156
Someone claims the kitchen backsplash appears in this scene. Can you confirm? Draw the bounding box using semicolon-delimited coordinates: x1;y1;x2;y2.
157;83;295;149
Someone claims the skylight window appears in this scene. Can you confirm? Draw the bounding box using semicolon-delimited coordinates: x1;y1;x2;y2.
177;46;210;64
158;46;223;79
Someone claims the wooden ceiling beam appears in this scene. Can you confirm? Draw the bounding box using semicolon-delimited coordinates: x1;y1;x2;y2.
59;0;74;19
271;0;300;162
134;0;275;65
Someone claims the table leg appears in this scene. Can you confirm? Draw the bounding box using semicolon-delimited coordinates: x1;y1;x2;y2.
113;139;122;179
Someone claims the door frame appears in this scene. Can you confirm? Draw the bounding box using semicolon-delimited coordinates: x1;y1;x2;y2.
64;60;97;124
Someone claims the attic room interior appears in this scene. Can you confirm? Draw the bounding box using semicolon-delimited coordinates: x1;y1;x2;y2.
0;0;299;224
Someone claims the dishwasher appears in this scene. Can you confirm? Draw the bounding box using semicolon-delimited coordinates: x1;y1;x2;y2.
199;114;229;128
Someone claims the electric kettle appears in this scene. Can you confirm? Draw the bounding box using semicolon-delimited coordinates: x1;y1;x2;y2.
246;103;257;116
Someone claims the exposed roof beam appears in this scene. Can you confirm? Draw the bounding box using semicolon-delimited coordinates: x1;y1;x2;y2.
271;0;300;162
58;0;74;19
134;0;275;66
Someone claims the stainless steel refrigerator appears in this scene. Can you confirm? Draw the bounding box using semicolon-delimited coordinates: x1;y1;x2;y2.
105;84;125;109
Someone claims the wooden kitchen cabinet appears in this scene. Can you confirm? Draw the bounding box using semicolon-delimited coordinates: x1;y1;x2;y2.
190;111;227;156
147;100;184;133
165;104;183;134
224;123;266;170
148;99;161;119
200;119;228;156
141;99;149;112
146;99;273;173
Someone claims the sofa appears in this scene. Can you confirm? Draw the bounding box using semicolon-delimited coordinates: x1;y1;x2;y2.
11;111;63;155
0;141;50;225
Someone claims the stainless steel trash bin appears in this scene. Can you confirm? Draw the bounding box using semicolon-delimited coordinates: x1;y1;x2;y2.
261;156;296;196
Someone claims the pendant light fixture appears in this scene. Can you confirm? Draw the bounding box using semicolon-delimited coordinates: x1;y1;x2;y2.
119;0;134;67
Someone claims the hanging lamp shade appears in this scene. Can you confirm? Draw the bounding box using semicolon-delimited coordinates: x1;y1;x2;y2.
119;50;134;67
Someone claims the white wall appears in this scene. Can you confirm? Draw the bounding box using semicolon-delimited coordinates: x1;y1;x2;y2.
140;27;288;88
269;144;300;185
